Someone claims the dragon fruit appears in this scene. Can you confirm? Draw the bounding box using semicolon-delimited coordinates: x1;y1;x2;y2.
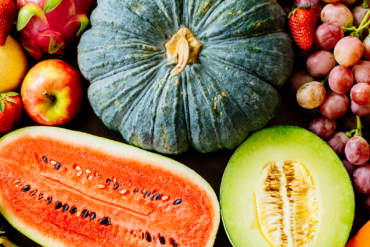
17;0;93;60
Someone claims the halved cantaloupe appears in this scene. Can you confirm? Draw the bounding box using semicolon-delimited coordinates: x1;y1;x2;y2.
221;126;354;247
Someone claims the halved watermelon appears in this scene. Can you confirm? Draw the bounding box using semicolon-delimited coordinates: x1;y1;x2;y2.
0;127;220;247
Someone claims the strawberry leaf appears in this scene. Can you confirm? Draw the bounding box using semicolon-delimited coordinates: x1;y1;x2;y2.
5;92;18;97
4;97;15;103
0;101;4;113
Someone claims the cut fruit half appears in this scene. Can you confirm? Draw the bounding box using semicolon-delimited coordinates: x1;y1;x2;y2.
220;126;354;247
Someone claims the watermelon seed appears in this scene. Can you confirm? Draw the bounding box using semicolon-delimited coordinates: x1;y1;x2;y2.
95;172;98;177
160;236;166;245
144;191;151;198
134;188;139;194
98;184;106;189
47;197;53;204
70;207;77;214
113;177;117;182
161;196;169;201
142;189;146;194
75;166;81;172
38;193;44;200
76;211;81;217
106;178;111;184
29;190;38;197
174;199;182;205
86;169;91;174
55;202;62;210
42;156;48;163
22;185;30;192
153;194;160;201
55;163;61;170
99;217;108;225
113;183;119;190
13;179;21;184
63;204;69;212
146;233;152;242
172;239;178;247
90;212;96;221
119;189;127;195
51;161;57;165
88;175;93;181
128;183;131;187
77;171;83;177
82;209;89;218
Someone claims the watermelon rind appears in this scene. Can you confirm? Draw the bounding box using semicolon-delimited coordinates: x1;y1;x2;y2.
0;127;220;247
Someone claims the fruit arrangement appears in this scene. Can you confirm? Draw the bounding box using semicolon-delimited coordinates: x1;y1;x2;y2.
287;0;370;207
77;0;295;155
1;0;370;246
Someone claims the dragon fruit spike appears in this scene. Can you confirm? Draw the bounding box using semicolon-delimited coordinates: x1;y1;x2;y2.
17;0;93;60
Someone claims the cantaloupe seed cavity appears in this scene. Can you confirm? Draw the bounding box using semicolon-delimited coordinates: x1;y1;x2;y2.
255;161;318;247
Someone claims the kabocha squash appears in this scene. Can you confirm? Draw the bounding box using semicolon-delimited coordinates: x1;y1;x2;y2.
78;0;294;154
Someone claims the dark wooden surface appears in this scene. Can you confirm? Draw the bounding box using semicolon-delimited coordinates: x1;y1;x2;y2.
3;22;370;247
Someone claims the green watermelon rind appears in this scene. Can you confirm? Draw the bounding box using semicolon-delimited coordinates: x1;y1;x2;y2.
0;126;220;247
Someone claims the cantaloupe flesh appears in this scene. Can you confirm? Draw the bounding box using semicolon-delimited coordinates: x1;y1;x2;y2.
0;127;220;247
220;126;354;247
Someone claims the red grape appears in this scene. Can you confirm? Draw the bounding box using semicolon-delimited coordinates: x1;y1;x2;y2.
328;132;350;157
297;82;326;109
288;71;314;94
314;23;344;50
364;35;370;61
345;136;370;165
350;83;370;105
353;6;369;27
364;194;370;214
306;51;336;77
353;165;370;193
351;100;370;117
294;0;321;20
321;3;353;28
352;61;370;84
334;36;364;67
328;65;353;94
342;159;355;177
320;92;349;119
309;117;336;140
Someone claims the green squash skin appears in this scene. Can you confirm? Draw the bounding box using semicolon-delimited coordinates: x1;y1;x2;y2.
78;0;294;154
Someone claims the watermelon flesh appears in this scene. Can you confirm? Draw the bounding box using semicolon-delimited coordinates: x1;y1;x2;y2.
0;127;219;247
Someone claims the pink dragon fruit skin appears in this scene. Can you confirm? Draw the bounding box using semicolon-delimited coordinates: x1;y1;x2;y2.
17;0;93;60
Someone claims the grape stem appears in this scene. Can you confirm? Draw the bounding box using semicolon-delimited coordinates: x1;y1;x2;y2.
346;116;363;137
345;10;370;38
362;0;369;9
320;76;328;85
356;116;363;137
346;129;356;137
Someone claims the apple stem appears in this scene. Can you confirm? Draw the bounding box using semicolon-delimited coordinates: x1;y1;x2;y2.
42;90;55;101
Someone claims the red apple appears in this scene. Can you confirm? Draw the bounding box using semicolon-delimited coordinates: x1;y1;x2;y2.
21;59;84;126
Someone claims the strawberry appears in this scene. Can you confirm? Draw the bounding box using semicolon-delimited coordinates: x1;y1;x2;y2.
288;5;316;51
0;0;16;46
0;92;22;134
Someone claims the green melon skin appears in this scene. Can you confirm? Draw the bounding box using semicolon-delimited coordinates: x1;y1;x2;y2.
78;0;294;155
220;126;355;247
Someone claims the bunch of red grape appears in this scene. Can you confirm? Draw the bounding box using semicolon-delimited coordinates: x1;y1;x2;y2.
287;0;370;202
